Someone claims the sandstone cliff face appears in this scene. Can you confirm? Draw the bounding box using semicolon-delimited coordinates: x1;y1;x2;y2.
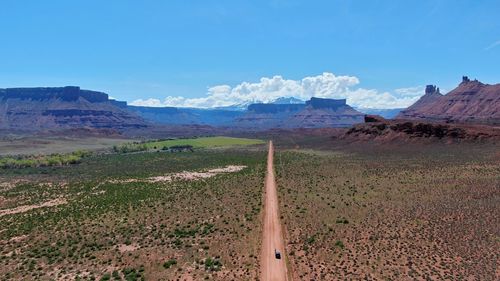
399;85;443;116
0;86;109;102
397;77;500;124
290;106;364;128
235;97;364;129
0;87;146;131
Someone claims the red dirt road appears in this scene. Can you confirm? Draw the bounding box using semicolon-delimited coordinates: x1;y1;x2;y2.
261;141;289;281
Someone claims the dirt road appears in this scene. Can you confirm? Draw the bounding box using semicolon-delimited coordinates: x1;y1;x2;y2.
261;141;289;281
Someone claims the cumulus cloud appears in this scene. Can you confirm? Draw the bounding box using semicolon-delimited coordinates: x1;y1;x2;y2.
394;86;426;97
130;72;424;109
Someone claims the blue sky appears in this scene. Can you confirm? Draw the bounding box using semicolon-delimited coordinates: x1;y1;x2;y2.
0;0;499;108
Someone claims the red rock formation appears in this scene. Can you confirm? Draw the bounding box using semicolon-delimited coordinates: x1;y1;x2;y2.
397;77;500;124
342;119;500;143
0;87;146;131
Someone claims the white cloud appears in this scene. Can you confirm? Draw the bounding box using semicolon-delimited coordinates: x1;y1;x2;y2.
130;98;164;107
394;86;426;97
130;72;424;109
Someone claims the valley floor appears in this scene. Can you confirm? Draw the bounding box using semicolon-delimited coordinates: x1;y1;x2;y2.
275;142;499;280
1;148;266;280
0;136;498;280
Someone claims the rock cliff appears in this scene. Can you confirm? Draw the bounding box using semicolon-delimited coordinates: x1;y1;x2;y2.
0;86;146;131
397;77;500;124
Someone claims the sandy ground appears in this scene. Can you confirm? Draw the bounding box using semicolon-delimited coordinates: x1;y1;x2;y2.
261;141;289;281
117;244;139;253
111;165;247;183
0;198;67;217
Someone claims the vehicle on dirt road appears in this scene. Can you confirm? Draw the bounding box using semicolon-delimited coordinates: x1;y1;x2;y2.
275;249;281;259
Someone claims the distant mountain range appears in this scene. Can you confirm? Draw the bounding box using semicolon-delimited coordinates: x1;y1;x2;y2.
1;76;498;134
0;87;364;131
397;76;500;124
130;97;364;128
234;98;364;129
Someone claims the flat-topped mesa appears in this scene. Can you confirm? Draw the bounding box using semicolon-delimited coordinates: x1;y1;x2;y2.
246;97;349;113
0;86;146;131
425;85;440;95
238;97;363;129
0;86;110;103
306;97;347;109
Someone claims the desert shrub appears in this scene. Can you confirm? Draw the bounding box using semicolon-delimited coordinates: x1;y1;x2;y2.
163;259;177;269
335;240;344;249
306;235;316;244
99;273;111;281
335;218;349;224
204;257;222;271
122;268;143;281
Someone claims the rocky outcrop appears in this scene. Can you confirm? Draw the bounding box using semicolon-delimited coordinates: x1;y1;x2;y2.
397;77;500;124
0;86;146;131
342;119;500;143
396;85;443;119
364;115;386;123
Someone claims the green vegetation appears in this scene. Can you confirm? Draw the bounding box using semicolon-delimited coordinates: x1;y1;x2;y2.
335;218;349;224
334;240;344;249
113;136;264;153
112;143;148;153
0;150;90;169
99;272;111;281
204;257;222;271
122;267;145;281
0;147;265;280
163;259;177;269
